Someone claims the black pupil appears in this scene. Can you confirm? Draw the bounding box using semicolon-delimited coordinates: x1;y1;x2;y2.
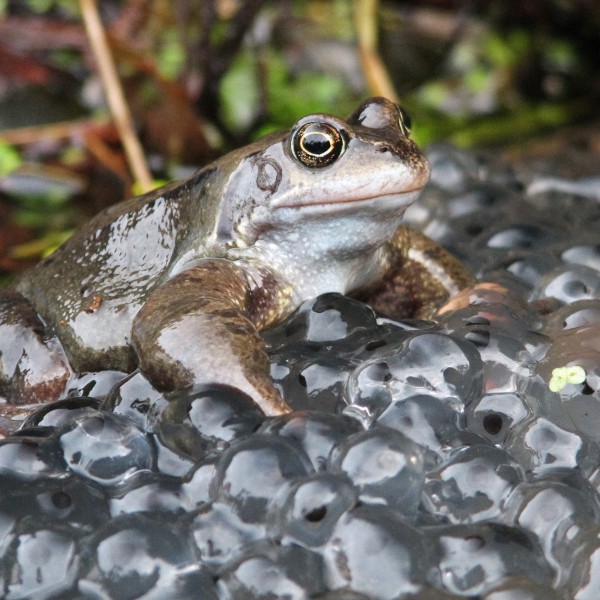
303;133;331;156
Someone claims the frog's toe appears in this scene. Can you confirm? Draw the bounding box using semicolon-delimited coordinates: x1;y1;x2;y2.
435;282;518;316
255;386;293;416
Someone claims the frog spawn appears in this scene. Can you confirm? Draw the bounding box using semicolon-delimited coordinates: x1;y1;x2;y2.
1;145;600;598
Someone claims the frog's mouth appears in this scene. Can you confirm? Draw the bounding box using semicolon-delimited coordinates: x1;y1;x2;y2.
278;188;425;210
276;162;430;210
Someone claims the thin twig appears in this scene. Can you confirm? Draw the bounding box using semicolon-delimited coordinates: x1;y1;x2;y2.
0;116;110;145
84;128;131;182
79;0;153;193
355;0;399;103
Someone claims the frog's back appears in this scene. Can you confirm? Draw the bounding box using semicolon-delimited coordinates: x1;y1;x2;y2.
13;168;217;371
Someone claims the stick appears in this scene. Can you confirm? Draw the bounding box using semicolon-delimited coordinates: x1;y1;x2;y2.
79;0;153;193
355;0;399;103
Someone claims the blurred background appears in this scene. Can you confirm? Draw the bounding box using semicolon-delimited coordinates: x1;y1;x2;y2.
1;0;599;281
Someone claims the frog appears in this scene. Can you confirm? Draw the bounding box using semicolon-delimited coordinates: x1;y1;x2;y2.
0;97;475;434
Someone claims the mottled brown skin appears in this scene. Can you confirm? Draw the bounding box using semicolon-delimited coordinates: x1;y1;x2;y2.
357;226;476;319
0;97;475;434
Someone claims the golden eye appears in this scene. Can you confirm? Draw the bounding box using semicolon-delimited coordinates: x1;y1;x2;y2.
291;122;346;168
398;107;412;137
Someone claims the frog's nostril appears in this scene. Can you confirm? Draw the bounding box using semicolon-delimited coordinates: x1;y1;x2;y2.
377;146;390;153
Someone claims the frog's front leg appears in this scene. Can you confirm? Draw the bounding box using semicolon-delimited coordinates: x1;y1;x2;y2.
355;225;476;319
131;259;292;416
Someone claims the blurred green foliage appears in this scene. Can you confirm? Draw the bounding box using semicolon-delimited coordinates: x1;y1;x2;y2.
21;0;77;15
0;142;21;177
1;0;599;271
220;49;358;138
3;1;598;146
157;30;187;80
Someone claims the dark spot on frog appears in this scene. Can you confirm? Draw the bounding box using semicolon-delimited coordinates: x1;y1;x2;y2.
254;156;282;194
85;295;103;313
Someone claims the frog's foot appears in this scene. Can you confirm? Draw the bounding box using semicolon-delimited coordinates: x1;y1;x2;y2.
0;290;71;418
435;282;522;316
236;372;292;416
355;260;474;321
356;272;447;320
131;262;293;417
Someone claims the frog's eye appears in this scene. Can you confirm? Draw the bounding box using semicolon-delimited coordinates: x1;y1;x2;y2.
398;107;412;137
292;122;346;168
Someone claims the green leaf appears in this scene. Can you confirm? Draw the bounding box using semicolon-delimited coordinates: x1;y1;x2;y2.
549;365;586;392
0;141;22;177
265;50;356;128
220;50;261;134
158;32;186;80
131;179;170;196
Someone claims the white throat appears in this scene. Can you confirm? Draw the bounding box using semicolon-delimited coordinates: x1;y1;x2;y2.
233;206;403;304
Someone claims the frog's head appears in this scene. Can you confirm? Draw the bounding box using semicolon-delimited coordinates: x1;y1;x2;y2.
211;97;430;258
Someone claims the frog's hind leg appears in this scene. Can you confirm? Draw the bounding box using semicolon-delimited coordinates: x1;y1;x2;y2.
355;226;476;320
0;289;71;433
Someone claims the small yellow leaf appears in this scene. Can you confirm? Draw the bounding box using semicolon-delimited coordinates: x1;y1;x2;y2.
566;366;586;385
549;365;586;393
